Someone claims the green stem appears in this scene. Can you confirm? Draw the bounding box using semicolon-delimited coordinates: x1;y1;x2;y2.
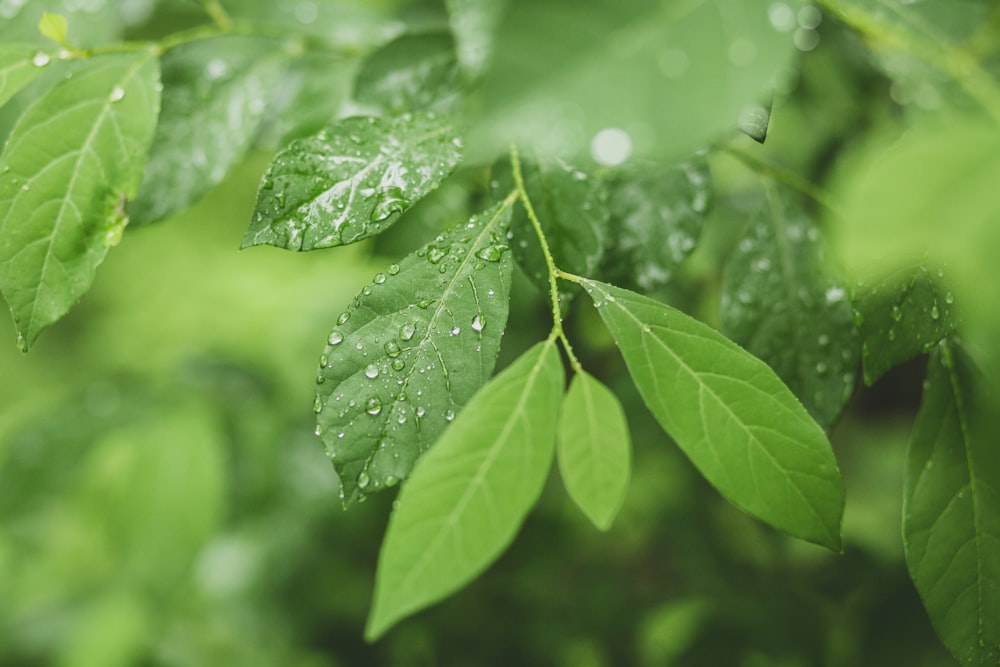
508;145;584;373
722;146;843;217
200;0;232;30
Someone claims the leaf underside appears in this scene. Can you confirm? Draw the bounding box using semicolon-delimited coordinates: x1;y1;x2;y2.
315;201;514;504
582;279;844;549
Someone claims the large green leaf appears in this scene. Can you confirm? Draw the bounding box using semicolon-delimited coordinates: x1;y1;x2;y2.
581;279;844;549
0;45;52;109
470;0;804;162
854;266;958;385
604;155;711;291
557;371;631;530
354;31;462;115
315;200;514;504
721;183;858;430
243;112;463;251
366;338;565;639
904;340;1000;667
128;35;288;225
0;51;160;351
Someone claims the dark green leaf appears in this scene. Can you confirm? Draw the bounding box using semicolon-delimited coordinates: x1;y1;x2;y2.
855;266;958;385
581;279;844;549
354;31;462;115
0;45;52;108
604;156;711;291
721;183;859;430
128;35;288;225
0;51;160;350
315;200;515;503
471;0;804;162
445;0;505;77
904;340;1000;667
243;112;463;251
557;371;631;530
366;338;565;639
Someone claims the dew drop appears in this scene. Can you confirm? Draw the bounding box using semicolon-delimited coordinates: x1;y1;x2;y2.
391;358;405;371
387;263;400;275
930;305;940;320
373;272;387;284
471;314;485;332
328;330;344;345
109;85;125;102
385;340;401;357
365;397;382;415
444;408;455;422
32;51;50;67
314;424;323;436
384;475;399;487
475;244;509;262
313;395;322;413
415;406;425;418
428;246;449;264
945;291;954;305
450;326;461;336
400;323;416;340
365;364;379;379
337;311;351;325
357;471;370;489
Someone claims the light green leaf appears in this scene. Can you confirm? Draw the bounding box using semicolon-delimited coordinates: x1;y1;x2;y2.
580;279;844;549
557;371;631;530
0;45;52;109
316;200;515;504
0;0;120;46
854;266;958;385
0;51;160;351
128;35;287;225
366;338;565;640
470;0;803;162
721;183;858;430
605;155;711;291
904;340;1000;667
445;0;506;77
354;31;462;115
243;112;463;251
38;12;68;46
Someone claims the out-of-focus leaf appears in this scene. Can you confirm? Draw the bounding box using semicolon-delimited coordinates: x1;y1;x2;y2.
0;51;160;350
366;339;564;639
854;266;958;385
604;155;711;291
37;12;68;46
557;371;631;530
315;200;514;504
904;340;1000;667
0;0;120;46
243;112;463;251
581;278;844;550
721;183;858;430
0;44;52;108
470;0;804;162
445;0;506;77
128;35;288;225
354;31;462;115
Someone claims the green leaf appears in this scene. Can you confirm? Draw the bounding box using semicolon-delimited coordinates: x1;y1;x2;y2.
445;0;505;77
904;340;1000;667
243;112;463;251
470;0;804;162
557;371;631;530
127;35;288;225
354;31;462;115
604;155;711;291
315;200;515;503
366;338;565;640
720;183;859;430
37;12;68;46
0;51;160;351
0;45;52;109
855;266;958;385
580;279;844;549
0;0;120;46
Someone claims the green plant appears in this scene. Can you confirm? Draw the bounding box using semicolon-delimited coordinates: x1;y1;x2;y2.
1;0;998;664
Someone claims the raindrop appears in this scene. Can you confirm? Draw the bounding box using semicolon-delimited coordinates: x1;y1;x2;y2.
476;244;509;262
428;246;449;264
391;358;405;371
357;471;370;489
450;326;461;336
930;305;940;320
328;330;344;345
365;397;382;415
337;311;351;325
109;85;125;102
400;323;416;340
416;406;426;418
319;354;329;367
384;475;399;487
416;299;433;309
373;273;387;284
365;364;380;379
314;424;323;436
32;51;50;67
384;340;401;357
590;127;632;166
471;314;485;332
444;408;455;422
891;305;902;322
313;395;322;413
387;263;400;275
370;186;410;223
945;292;954;305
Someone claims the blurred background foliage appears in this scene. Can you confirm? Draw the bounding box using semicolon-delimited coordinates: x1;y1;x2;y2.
0;0;984;665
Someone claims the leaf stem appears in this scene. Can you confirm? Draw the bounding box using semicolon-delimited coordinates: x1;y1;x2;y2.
509;145;584;373
199;0;233;30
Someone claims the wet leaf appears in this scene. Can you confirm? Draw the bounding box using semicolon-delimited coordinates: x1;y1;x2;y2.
581;279;844;549
854;266;958;385
737;101;770;143
445;0;506;77
354;31;462;115
366;338;564;639
38;12;68;46
0;51;160;350
243;112;462;251
721;183;859;430
0;0;120;46
128;35;288;225
557;371;631;530
904;340;1000;667
604;155;711;291
0;45;52;109
315;200;514;503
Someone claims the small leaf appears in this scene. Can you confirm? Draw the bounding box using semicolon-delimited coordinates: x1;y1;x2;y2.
581;279;844;549
316;200;514;503
854;265;958;385
366;338;565;640
557;371;631;530
0;51;160;350
720;183;859;430
904;340;1000;667
354;31;462;115
243;112;463;251
0;45;52;109
128;35;288;225
737;101;771;143
0;0;119;47
604;155;711;291
37;12;68;46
